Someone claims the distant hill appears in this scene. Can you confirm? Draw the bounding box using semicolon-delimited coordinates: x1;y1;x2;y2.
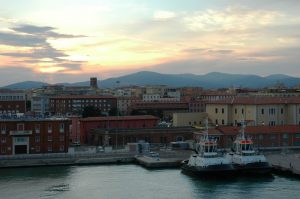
3;81;49;89
3;71;300;89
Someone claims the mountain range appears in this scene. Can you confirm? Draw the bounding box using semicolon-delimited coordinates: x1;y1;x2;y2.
2;71;300;89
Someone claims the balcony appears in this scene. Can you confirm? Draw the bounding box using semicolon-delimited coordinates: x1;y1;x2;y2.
9;130;33;136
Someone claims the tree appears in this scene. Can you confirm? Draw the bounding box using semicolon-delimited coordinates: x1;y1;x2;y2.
108;107;118;116
82;106;102;118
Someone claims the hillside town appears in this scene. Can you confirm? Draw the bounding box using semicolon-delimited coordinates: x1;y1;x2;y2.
1;77;300;157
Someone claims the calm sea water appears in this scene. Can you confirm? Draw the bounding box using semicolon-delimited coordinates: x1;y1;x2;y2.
0;165;299;199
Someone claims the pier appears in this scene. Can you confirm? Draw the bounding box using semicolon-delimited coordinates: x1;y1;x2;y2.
266;153;300;177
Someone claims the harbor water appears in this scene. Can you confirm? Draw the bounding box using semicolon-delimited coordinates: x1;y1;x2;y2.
0;165;299;199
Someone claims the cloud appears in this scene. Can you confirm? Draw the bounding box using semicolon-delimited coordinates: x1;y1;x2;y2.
12;24;86;38
0;23;88;76
154;10;176;21
0;32;46;46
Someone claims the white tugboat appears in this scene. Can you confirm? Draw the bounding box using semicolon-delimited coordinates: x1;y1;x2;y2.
227;121;272;175
181;120;235;177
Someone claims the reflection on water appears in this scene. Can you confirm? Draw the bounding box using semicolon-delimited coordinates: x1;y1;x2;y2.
0;166;72;181
0;165;299;199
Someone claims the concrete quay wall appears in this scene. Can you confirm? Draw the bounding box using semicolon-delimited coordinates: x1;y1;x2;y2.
0;153;136;168
266;153;300;176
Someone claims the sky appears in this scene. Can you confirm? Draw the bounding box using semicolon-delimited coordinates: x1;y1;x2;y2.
0;0;300;86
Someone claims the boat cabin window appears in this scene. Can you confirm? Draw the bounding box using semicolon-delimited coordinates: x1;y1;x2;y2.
204;145;216;153
240;143;253;151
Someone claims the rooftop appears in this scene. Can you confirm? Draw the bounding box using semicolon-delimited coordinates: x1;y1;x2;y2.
80;115;160;122
206;96;300;105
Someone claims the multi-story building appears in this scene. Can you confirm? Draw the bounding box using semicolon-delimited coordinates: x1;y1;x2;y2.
173;112;208;127
50;95;117;115
117;96;139;115
0;89;26;115
200;90;236;101
130;101;189;119
0;117;70;155
206;96;300;126
188;99;206;112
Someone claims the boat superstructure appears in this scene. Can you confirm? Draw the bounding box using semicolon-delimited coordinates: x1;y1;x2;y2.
181;120;235;177
227;121;272;175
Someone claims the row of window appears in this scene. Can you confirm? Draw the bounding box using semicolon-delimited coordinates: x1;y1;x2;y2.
0;123;65;134
0;135;65;143
0;145;65;154
0;95;24;100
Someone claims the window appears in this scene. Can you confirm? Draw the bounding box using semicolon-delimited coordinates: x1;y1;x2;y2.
222;108;224;114
283;133;288;139
1;147;6;153
48;136;52;142
296;133;300;139
17;123;24;131
59;123;64;133
235;108;237;114
261;109;264;115
59;145;64;152
281;108;284;114
270;134;276;139
35;124;40;134
215;119;218;125
59;135;65;142
36;146;40;152
222;120;225;125
48;124;52;133
1;137;6;143
215;108;218;114
48;145;52;152
1;125;6;134
35;136;40;143
242;109;244;114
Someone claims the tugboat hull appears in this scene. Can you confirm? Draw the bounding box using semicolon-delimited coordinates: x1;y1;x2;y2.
234;162;272;175
181;163;236;178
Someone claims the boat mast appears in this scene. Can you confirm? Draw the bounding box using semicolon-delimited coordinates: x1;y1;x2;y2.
241;120;246;140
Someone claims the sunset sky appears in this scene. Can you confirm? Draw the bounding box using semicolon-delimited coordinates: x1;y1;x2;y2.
0;0;300;86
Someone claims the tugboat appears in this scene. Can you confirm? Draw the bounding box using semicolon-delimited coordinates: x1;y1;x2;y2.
227;121;272;175
181;120;235;177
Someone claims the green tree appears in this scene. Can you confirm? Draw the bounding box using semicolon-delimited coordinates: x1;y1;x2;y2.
82;106;102;118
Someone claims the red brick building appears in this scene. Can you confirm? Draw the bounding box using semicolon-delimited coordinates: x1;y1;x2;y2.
49;95;117;115
196;125;300;149
0;118;70;155
71;115;160;144
88;127;195;147
0;89;26;115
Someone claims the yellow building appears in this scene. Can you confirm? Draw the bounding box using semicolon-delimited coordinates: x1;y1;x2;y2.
206;97;300;126
173;112;208;127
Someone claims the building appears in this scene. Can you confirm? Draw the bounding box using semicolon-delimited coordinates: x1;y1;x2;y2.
0;89;26;115
90;77;98;89
88;127;195;147
117;96;139;115
130;101;189;119
206;96;300;126
71;115;160;144
0;117;70;155
199;125;300;149
173;112;208;127
188;99;206;112
50;95;117;115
